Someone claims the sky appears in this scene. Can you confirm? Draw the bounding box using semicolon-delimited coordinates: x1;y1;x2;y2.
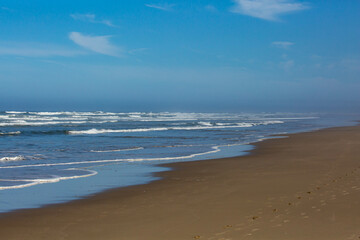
0;0;359;112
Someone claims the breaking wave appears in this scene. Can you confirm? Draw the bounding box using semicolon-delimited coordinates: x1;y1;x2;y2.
0;131;21;136
0;156;26;162
67;121;283;135
0;146;224;169
0;169;97;190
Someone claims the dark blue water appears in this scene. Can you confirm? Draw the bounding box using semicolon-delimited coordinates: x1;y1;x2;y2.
0;111;357;212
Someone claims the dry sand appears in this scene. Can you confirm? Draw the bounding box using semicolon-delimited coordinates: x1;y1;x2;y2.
0;126;360;240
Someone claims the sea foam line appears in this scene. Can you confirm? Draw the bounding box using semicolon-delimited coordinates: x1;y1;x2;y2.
0;121;87;127
0;146;222;169
0;169;98;190
67;122;267;135
91;147;144;153
68;127;169;135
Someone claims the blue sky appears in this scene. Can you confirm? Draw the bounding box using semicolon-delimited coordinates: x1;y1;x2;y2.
0;0;359;112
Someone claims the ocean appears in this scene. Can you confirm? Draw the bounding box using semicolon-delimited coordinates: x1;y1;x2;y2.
0;111;357;213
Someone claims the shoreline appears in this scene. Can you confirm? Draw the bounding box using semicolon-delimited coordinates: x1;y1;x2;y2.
1;125;360;239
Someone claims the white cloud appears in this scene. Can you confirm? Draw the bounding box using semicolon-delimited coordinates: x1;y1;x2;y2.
0;43;84;57
231;0;309;21
69;32;123;57
70;13;117;27
272;41;294;49
145;3;175;11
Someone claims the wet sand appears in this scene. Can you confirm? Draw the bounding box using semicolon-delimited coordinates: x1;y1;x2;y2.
0;126;360;240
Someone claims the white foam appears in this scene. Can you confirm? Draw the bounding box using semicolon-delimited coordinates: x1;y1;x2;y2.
0;169;97;190
172;122;255;130
0;146;222;169
98;120;280;135
261;120;284;125
68;127;169;135
68;123;260;135
0;131;21;135
29;111;68;115
91;147;144;153
0;156;26;162
198;121;212;126
0;121;87;127
215;123;232;126
254;117;319;120
5;111;26;114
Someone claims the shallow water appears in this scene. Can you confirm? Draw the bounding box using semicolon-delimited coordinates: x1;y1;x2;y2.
0;111;357;212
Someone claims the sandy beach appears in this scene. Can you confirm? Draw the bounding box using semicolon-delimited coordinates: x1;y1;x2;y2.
0;125;360;240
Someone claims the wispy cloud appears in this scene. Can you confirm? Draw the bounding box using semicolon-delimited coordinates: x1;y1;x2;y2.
272;41;294;49
145;3;175;11
280;59;294;70
205;5;218;12
231;0;309;21
128;48;149;55
70;13;117;27
1;6;12;12
340;58;360;72
69;32;123;57
0;43;84;57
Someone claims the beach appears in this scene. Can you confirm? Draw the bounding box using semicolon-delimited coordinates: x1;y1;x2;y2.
0;125;359;240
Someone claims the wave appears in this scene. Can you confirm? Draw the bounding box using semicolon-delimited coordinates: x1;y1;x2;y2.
29;130;68;135
91;147;144;153
0;121;87;127
0;156;26;162
262;120;284;125
152;144;202;148
5;111;27;114
198;121;212;126
254;117;319;120
0;146;223;169
0;169;97;190
172;122;255;130
27;111;116;116
28;111;73;115
0;131;21;136
67;121;285;135
68;127;169;135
